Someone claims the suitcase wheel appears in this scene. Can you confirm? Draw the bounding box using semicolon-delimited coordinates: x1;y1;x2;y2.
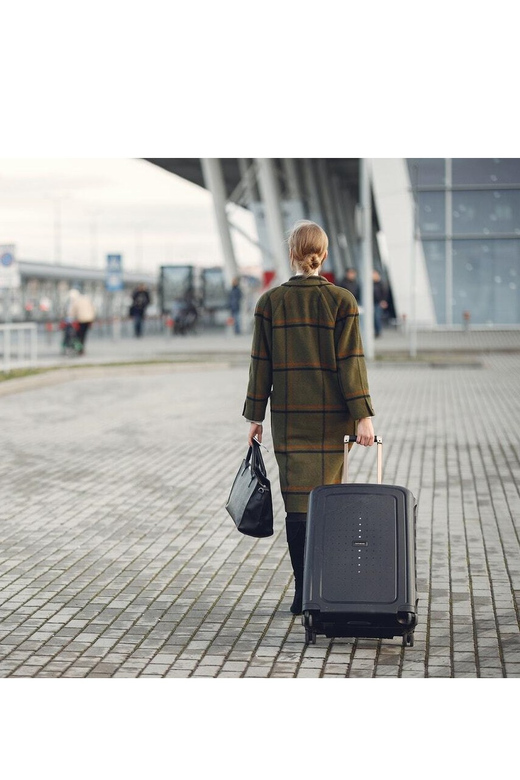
398;611;416;627
302;611;313;628
303;612;316;646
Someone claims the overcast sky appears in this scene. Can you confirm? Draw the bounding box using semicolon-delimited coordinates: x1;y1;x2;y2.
0;158;261;277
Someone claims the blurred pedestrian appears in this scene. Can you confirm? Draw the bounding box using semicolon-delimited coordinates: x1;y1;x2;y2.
67;289;96;355
171;289;198;335
244;220;375;616
337;267;361;301
130;283;151;337
228;277;243;335
373;270;389;337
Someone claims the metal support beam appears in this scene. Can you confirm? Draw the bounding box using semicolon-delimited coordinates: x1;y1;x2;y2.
237;158;259;205
315;159;344;279
341;187;360;270
282;158;300;201
409;182;418;359
255;158;291;280
445;158;453;326
280;158;306;224
301;160;334;275
360;158;375;360
301;159;322;223
331;174;354;270
201;158;239;287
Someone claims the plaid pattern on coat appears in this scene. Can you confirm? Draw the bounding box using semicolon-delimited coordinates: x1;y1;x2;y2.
243;275;375;513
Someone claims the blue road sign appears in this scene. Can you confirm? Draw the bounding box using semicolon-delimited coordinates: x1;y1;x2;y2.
1;252;14;267
106;254;123;291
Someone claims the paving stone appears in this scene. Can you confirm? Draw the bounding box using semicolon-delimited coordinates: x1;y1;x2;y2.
427;665;453;677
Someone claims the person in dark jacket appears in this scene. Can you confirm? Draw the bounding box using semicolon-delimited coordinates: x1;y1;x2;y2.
228;277;243;335
372;270;389;337
131;283;151;337
337;267;361;301
243;220;375;616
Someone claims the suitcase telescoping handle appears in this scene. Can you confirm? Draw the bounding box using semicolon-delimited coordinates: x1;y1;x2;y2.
342;435;383;484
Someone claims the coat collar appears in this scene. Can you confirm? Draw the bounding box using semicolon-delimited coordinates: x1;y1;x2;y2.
282;275;332;287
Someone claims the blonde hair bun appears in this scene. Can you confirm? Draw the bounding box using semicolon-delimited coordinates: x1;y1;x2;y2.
288;221;328;277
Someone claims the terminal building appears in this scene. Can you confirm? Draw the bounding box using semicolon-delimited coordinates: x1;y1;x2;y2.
4;159;519;332
147;158;520;329
5;260;157;323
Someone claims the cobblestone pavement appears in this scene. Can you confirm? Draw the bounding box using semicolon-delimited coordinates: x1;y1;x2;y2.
0;349;519;678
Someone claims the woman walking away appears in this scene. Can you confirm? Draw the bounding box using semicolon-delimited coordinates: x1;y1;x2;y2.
243;220;375;616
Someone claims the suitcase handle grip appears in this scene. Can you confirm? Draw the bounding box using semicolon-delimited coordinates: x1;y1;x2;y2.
343;435;383;484
344;435;382;444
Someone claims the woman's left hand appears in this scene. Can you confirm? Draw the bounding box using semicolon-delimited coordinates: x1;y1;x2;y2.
356;417;375;446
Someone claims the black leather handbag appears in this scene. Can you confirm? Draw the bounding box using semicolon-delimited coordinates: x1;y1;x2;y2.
225;440;274;538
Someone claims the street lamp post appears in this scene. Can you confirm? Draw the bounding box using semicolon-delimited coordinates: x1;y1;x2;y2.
54;197;62;263
410;164;419;358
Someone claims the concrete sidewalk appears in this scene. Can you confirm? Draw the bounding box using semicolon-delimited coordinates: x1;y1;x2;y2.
0;330;519;677
4;320;520;374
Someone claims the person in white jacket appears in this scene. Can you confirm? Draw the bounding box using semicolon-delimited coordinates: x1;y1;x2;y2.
67;288;96;355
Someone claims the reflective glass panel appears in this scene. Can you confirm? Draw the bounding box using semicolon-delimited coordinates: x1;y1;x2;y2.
452;240;520;324
452;158;520;186
422;240;446;323
418;192;445;235
407;158;445;186
451;190;520;236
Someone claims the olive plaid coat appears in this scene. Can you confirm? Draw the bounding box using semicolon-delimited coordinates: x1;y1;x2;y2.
243;275;375;513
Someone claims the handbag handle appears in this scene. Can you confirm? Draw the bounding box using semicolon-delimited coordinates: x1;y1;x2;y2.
246;440;268;486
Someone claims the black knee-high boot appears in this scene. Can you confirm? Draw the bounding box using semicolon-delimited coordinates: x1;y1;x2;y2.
285;513;307;615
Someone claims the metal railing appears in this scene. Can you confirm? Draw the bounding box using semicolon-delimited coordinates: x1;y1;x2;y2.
0;323;38;372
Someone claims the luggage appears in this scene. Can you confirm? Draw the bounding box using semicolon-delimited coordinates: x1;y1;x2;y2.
302;435;418;647
225;440;274;538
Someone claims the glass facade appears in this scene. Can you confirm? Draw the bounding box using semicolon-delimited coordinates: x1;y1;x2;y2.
418;191;445;235
407;158;520;325
452;240;520;325
452;158;520;186
422;240;447;324
452;190;520;236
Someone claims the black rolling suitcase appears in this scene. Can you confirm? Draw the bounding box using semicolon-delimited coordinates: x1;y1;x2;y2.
302;435;418;647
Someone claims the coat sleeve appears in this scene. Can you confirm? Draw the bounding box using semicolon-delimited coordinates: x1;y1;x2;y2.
334;294;375;420
242;293;272;422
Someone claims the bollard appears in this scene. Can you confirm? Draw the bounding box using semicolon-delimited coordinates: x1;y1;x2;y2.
226;316;235;338
463;311;471;331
